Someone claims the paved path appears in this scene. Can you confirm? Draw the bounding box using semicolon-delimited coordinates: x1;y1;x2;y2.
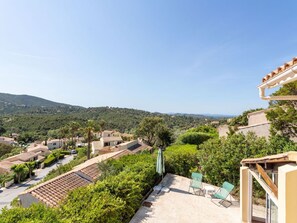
0;155;74;211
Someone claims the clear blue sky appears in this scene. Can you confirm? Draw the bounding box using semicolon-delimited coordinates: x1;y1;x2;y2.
0;1;296;115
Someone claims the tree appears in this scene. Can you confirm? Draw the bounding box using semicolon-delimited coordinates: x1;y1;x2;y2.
25;161;36;179
136;117;172;146
11;164;28;184
68;121;80;144
0;119;6;135
98;119;106;132
155;124;173;147
82;120;96;160
266;82;297;138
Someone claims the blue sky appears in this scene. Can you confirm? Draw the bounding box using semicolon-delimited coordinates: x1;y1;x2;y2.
0;1;296;115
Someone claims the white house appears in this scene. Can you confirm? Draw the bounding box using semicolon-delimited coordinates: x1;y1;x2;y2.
45;139;63;150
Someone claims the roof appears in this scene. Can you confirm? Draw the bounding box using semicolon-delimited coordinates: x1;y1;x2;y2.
0;160;15;171
127;143;153;154
29;172;91;207
102;136;123;142
27;145;49;153
258;57;297;100
0;136;14;141
241;152;297;165
6;152;37;162
21;150;130;207
262;57;297;84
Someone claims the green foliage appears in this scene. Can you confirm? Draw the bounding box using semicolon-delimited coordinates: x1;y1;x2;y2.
266;82;297;137
0;146;23;161
198;132;277;188
11;164;29;184
0;144;14;158
229;108;263;126
177;132;213;145
136;117;173;146
0;173;14;187
43;150;65;167
176;125;218;145
0;107;209;141
164;144;199;177
0;203;62;223
59;153;157;223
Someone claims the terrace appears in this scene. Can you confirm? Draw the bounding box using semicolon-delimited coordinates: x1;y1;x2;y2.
130;174;241;223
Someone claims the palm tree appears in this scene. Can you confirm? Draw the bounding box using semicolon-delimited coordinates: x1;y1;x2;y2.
83;120;96;160
11;164;28;184
25;161;35;179
68;121;80;145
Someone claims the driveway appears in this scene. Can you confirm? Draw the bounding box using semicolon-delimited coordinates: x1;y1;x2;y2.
0;155;74;211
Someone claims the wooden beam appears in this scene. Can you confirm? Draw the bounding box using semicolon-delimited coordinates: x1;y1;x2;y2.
256;164;278;198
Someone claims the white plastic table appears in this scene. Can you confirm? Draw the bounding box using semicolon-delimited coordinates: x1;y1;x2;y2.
204;185;215;196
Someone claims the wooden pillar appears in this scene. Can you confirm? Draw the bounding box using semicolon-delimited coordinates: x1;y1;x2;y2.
240;166;252;223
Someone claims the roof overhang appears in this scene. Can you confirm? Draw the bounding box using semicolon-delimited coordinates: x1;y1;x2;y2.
258;58;297;101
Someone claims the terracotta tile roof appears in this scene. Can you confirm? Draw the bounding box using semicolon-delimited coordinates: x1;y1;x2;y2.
262;57;297;83
21;150;130;207
6;152;37;162
241;152;297;165
30;172;91;207
79;163;101;180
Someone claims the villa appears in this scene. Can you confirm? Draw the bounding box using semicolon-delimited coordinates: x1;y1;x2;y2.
0;136;16;145
240;57;297;223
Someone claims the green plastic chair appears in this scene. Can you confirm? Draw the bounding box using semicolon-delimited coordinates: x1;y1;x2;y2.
188;172;203;195
211;181;234;207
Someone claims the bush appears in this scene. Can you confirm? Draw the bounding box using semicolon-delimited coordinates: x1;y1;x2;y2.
164;144;199;177
198;132;269;188
177;132;213;145
0;204;62;223
176;125;218;145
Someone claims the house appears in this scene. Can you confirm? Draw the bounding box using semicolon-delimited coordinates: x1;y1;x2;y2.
241;152;297;223
101;136;123;147
91;134;123;154
26;144;51;162
19;150;131;207
240;57;297;223
0;136;16;145
5;152;38;163
45;139;63;150
237;109;271;139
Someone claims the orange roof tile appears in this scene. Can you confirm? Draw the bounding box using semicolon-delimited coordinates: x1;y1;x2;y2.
262;57;297;83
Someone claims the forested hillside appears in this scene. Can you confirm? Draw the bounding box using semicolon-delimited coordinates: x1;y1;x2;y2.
0;93;225;140
0;93;81;115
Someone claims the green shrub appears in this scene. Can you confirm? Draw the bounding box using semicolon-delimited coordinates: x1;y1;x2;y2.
164;144;198;177
177;132;213;145
0;204;62;223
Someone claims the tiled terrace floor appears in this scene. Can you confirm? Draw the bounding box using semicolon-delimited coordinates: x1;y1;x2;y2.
130;174;240;223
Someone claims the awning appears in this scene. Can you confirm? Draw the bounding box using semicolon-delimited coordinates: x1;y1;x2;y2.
258;57;297;100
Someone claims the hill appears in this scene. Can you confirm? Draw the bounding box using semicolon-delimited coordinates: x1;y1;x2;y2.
0;93;224;140
0;93;81;115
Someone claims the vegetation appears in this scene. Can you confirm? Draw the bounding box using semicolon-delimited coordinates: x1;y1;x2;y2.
11;164;29;184
266;82;297;138
41;148;87;183
0;105;216;143
176;125;218;146
43;150;65;167
136;117;173;147
0;144;15;158
164;144;198;177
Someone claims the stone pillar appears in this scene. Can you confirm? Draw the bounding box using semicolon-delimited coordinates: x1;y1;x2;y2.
278;164;297;223
240;166;252;223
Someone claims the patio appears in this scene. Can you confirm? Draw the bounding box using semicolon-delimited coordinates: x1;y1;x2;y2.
130;173;240;223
